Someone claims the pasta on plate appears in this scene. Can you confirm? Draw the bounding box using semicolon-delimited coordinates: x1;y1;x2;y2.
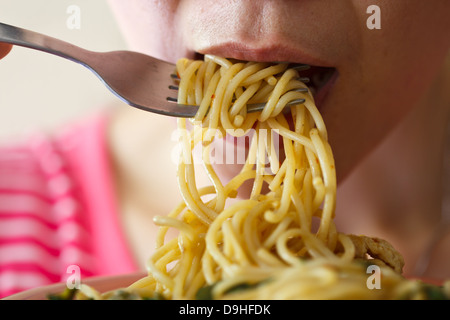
53;55;449;300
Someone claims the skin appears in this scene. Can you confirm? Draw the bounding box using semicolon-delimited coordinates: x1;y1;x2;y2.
106;0;450;279
0;43;12;60
107;0;450;179
3;1;450;279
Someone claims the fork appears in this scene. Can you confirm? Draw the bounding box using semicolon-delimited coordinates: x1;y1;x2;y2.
0;22;309;118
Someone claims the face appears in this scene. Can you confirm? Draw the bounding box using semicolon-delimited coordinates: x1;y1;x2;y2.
108;0;450;182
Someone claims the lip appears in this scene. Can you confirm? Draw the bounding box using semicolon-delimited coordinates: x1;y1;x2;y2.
198;42;334;68
196;41;338;109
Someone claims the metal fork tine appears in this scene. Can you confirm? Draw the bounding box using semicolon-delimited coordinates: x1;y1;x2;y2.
166;85;309;112
292;88;309;93
168;63;310;116
290;64;311;71
296;77;310;83
166;96;178;103
246;99;306;113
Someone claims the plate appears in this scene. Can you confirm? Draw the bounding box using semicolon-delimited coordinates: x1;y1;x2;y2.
3;273;445;300
2;272;147;300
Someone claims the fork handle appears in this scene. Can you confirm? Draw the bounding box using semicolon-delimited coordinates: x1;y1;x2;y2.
0;22;93;67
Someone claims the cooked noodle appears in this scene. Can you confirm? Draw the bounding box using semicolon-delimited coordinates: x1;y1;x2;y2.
74;55;449;300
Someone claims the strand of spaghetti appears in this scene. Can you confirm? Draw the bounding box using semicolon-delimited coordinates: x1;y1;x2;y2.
256;248;287;267
177;60;202;104
205;63;244;138
183;255;205;299
301;170;314;233
201;141;226;212
229;81;262;118
262;121;280;175
128;274;156;289
205;200;258;274
293;168;307;195
312;176;326;212
175;58;188;76
242;201;271;265
265;117;296;223
276;228;308;265
195;70;221;121
290;184;311;232
203;60;218;92
267;117;315;151
305;145;322;181
326;219;339;253
302;231;337;260
268;159;287;191
265;75;277;86
241;63;288;87
310;128;336;242
222;218;251;265
250;126;266;199
153;216;196;242
262;216;293;249
173;241;195;298
146;238;179;289
247;81;276;104
201;246;218;284
223;81;262;129
177;119;218;223
211;270;271;298
241;129;258;171
219;62;267;127
184;243;206;294
154;243;181;271
302;97;328;141
178;161;218;223
223;169;256;197
272;90;308;117
194;60;207;105
337;233;355;262
205;54;233;69
259;68;298;121
155;201;187;248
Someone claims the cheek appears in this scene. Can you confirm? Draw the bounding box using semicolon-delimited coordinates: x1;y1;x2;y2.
325;60;439;182
324;0;450;181
109;0;190;62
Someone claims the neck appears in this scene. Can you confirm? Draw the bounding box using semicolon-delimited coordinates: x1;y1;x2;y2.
335;58;450;278
107;105;183;267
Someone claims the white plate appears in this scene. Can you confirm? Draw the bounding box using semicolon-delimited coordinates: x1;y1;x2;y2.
2;272;147;300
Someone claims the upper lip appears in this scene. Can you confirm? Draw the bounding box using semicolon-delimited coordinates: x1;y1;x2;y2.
196;41;334;68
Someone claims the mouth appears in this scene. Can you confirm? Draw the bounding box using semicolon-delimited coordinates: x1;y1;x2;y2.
193;51;338;110
303;65;338;109
191;49;338;155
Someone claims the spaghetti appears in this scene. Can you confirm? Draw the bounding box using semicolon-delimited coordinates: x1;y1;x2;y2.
74;55;448;300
